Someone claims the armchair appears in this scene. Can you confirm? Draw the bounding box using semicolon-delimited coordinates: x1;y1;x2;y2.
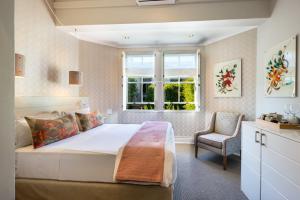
195;112;244;170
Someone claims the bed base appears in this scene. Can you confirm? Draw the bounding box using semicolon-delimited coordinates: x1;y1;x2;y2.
16;178;173;200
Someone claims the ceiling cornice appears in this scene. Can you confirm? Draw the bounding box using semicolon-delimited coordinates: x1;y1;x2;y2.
53;0;271;26
54;0;268;9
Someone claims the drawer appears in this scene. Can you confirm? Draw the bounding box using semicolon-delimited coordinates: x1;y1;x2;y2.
261;130;300;164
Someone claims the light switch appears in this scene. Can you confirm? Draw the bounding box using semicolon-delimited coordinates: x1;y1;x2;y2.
107;109;113;115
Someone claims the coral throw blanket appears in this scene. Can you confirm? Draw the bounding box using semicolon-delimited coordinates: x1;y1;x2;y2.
115;121;169;184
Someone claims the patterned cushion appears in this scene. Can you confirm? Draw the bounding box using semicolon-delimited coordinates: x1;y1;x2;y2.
75;112;104;131
215;112;240;136
25;114;79;148
198;133;230;149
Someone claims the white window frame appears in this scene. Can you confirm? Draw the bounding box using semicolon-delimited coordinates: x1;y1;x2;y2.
126;76;155;105
122;49;201;112
163;76;196;105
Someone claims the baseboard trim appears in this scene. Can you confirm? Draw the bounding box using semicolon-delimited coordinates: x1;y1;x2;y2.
175;136;194;144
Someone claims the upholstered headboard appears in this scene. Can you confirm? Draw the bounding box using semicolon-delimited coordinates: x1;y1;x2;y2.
15;96;89;118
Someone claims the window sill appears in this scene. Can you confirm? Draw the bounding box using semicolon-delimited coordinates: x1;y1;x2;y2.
122;109;201;113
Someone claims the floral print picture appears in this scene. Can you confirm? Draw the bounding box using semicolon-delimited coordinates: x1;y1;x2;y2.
214;59;242;97
265;36;296;97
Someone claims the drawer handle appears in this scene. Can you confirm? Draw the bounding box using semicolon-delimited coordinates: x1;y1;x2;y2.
261;133;266;146
255;131;260;143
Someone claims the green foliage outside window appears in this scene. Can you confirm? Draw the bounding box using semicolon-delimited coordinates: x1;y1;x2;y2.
164;77;195;110
127;77;196;111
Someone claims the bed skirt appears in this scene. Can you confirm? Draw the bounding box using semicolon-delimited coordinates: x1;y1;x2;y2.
16;178;173;200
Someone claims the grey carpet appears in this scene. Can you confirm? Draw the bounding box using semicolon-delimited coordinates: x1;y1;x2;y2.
174;144;247;200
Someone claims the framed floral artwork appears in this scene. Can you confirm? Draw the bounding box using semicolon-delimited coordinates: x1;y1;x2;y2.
214;59;242;97
265;36;297;97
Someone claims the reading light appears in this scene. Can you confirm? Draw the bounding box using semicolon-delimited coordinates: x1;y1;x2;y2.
15;53;25;77
69;71;82;85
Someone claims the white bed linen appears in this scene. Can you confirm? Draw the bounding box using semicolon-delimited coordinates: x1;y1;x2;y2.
15;123;177;187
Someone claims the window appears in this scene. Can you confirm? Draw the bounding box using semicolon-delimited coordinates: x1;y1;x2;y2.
123;51;200;111
124;54;155;110
164;53;198;110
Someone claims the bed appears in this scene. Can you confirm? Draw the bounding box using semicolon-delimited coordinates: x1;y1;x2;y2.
15;97;177;200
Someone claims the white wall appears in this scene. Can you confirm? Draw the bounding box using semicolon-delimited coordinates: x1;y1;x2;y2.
15;0;79;97
256;0;300;117
0;0;15;199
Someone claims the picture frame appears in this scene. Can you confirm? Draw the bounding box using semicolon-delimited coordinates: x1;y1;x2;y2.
214;59;242;98
264;36;297;97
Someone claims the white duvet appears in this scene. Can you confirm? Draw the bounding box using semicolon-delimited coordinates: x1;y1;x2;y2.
15;123;177;187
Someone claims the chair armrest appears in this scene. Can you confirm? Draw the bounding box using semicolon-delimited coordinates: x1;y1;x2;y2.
231;114;244;138
223;114;244;147
194;112;216;144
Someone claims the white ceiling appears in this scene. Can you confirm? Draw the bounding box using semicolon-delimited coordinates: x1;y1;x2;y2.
58;18;266;48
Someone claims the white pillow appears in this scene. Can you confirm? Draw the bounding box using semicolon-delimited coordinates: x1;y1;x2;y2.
15;119;32;148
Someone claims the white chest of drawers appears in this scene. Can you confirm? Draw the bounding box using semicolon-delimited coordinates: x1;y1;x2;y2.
241;121;300;200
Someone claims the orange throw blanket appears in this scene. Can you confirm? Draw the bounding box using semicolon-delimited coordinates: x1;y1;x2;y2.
116;121;169;184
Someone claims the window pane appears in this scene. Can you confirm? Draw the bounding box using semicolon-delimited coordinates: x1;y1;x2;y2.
164;77;179;82
128;83;141;102
143;77;153;82
180;83;195;102
180;77;194;83
125;54;155;76
164;53;197;77
128;77;141;82
164;83;179;102
164;103;195;110
143;83;154;102
127;104;154;110
163;52;197;111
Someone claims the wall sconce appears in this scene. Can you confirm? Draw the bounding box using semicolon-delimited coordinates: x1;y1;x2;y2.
69;71;82;85
15;53;25;77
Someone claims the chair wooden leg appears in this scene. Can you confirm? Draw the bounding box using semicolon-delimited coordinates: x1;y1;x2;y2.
223;155;227;170
195;145;198;158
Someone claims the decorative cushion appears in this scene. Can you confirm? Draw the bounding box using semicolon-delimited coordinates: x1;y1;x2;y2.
15;119;33;148
61;108;91;131
15;111;62;149
25;114;79;148
215;112;240;136
198;133;230;149
75;112;104;131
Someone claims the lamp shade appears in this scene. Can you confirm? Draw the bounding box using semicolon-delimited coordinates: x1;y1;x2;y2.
69;71;82;85
15;53;25;77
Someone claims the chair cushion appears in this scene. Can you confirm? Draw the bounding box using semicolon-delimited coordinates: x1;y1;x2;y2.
198;133;230;149
215;112;240;136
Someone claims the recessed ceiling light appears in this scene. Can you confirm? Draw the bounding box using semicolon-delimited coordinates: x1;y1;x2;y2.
188;34;195;38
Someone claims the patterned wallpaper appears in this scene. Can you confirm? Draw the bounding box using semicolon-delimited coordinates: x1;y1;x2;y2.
16;1;257;137
79;40;122;123
78;43;206;137
121;111;205;137
15;0;79;97
204;29;257;121
79;30;257;137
